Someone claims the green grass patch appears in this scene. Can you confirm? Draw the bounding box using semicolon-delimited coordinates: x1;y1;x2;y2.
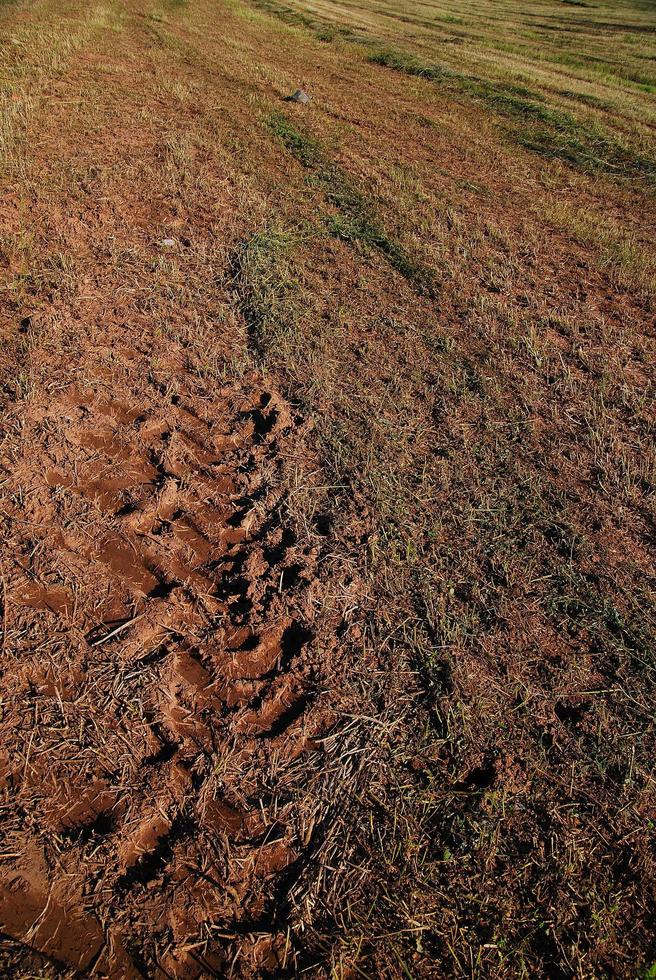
434;12;465;23
368;47;456;82
267;112;323;167
515;120;656;178
267;112;438;295
369;46;656;182
560;89;613;109
369;47;549;112
231;228;300;355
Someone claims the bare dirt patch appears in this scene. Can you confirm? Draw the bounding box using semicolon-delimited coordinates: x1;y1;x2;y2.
0;332;347;975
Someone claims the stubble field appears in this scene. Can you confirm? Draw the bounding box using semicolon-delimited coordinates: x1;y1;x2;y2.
0;0;655;974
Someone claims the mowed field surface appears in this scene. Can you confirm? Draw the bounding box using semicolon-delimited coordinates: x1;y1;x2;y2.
0;0;654;975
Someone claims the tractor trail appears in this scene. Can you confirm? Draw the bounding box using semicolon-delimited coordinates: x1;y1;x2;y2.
0;327;337;977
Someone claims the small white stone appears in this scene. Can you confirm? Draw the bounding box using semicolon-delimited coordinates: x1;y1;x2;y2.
160;238;177;247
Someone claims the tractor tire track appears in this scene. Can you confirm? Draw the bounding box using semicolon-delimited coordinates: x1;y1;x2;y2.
0;338;337;977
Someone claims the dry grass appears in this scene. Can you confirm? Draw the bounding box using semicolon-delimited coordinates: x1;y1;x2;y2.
0;0;655;975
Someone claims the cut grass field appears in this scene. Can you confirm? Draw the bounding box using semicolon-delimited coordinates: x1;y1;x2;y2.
0;0;654;975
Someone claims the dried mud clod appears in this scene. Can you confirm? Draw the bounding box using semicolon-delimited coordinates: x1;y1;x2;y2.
0;360;340;976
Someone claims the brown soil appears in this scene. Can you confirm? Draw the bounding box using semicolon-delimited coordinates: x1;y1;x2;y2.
0;7;361;974
1;0;655;975
0;330;345;975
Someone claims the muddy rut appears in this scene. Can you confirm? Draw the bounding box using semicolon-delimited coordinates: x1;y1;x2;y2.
0;0;370;973
0;329;342;976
